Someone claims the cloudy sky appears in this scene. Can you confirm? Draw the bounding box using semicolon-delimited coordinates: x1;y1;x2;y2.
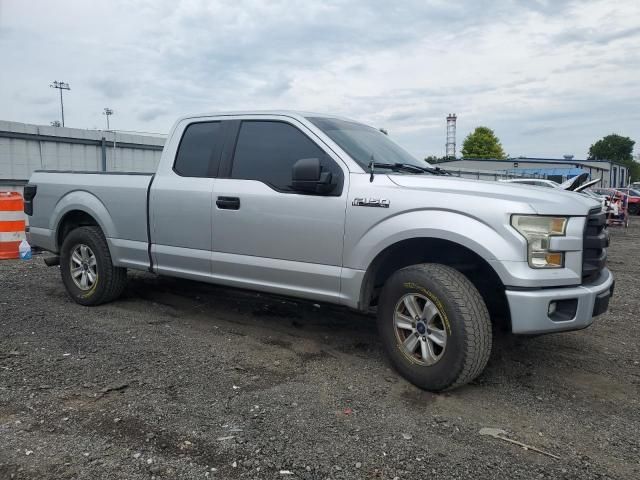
1;0;638;159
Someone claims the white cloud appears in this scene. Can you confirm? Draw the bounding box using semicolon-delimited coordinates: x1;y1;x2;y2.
0;0;638;157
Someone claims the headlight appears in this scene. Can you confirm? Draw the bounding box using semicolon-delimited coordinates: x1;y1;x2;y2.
511;215;568;268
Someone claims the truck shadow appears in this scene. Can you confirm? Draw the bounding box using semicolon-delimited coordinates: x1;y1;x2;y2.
116;271;601;392
121;271;379;354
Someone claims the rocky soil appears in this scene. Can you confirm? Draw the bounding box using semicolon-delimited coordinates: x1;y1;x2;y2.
1;222;638;479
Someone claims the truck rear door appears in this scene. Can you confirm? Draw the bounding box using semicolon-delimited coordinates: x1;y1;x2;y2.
149;120;224;281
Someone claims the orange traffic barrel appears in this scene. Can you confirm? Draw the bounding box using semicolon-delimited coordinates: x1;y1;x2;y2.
0;192;26;259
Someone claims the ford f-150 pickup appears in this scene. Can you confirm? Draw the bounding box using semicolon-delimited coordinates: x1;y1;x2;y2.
24;111;614;391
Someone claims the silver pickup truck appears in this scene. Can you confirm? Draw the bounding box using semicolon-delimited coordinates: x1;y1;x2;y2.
24;111;614;391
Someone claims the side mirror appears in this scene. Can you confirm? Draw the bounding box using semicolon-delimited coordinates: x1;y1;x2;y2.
291;158;335;194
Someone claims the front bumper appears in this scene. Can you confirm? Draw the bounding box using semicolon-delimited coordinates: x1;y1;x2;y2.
506;268;614;335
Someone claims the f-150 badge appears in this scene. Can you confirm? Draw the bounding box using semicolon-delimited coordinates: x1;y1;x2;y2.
352;198;390;208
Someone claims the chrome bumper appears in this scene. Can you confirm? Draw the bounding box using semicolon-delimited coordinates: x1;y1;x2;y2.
506;268;614;335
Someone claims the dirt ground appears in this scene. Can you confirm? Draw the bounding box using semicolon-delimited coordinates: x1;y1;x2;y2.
1;222;639;480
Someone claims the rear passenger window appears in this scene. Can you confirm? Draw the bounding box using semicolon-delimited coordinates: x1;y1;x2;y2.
174;122;222;177
231;121;339;191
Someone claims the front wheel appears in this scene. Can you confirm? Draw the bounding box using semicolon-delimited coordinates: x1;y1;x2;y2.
377;264;492;391
60;226;127;306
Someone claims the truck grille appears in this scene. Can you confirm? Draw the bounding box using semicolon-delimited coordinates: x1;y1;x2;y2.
582;208;608;284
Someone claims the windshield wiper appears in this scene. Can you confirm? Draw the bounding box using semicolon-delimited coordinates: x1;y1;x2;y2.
392;163;451;175
370;162;422;173
370;162;450;176
415;164;450;176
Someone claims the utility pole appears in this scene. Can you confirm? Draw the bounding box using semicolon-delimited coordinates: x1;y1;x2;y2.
50;81;70;127
103;108;114;130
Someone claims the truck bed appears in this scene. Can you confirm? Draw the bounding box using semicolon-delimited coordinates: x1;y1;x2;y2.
27;170;153;268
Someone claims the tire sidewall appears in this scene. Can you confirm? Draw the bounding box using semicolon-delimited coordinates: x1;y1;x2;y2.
377;268;470;391
60;228;107;305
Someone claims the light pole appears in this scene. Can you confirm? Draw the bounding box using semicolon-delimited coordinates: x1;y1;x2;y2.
103;108;114;130
50;81;70;127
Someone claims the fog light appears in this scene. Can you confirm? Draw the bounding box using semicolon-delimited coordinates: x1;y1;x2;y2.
548;298;578;321
544;252;564;268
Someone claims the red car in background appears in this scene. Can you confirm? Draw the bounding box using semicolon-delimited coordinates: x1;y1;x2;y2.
593;188;640;215
615;188;640;215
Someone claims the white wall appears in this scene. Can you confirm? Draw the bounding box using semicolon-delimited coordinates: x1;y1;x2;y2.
0;120;164;181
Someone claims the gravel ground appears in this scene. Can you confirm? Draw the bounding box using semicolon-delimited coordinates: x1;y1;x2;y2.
1;222;639;480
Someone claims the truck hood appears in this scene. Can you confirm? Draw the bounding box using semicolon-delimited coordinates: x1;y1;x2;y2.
388;174;600;216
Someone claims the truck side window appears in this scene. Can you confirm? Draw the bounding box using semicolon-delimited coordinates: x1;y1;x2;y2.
231;121;340;192
174;122;222;177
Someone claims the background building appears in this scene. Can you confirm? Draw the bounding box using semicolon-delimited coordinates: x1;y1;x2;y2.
439;156;628;188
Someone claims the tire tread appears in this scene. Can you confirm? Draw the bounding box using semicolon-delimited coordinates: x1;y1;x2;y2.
380;263;492;390
61;226;127;305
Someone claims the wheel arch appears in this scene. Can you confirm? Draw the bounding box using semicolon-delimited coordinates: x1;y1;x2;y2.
51;191;116;251
56;210;103;251
359;237;511;331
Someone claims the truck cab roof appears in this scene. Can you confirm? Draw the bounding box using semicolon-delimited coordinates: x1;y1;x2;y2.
176;110;356;123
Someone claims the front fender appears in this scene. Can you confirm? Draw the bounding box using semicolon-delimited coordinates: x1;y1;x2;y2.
345;209;524;284
51;190;117;249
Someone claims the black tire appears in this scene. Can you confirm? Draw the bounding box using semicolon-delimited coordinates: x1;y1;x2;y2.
629;204;639;216
377;263;492;391
60;226;127;306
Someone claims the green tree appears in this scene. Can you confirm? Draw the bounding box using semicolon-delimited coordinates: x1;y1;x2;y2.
588;134;634;162
461;126;506;159
588;134;638;181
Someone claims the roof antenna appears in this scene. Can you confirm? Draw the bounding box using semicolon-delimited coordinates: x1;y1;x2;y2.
369;154;375;182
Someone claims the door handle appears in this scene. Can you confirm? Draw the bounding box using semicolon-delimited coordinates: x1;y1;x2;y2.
216;196;240;210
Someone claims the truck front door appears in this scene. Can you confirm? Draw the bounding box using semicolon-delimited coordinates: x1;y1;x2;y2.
211;118;349;303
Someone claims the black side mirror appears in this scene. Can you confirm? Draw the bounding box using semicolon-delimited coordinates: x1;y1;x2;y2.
291;158;335;194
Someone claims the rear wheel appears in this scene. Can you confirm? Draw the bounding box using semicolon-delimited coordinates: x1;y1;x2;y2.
628;204;639;216
60;226;127;306
377;263;492;391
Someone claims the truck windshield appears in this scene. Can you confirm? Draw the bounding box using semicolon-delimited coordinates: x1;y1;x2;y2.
308;117;432;173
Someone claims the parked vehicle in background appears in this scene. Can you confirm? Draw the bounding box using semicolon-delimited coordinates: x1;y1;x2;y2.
23;111;614;391
502;175;599;192
608;193;629;228
501;178;559;188
580;189;607;211
502;176;606;211
592;188;640;215
588;189;630;227
615;188;640;215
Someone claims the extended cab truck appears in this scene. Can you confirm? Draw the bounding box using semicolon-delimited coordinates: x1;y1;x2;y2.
24;111;614;391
